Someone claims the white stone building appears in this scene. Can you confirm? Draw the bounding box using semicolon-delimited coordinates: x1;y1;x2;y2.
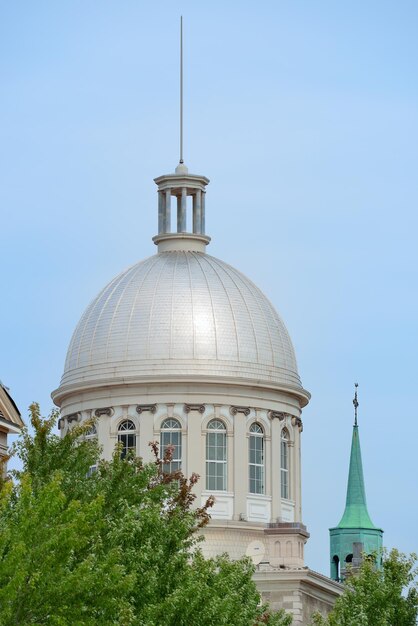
0;381;23;474
52;160;341;624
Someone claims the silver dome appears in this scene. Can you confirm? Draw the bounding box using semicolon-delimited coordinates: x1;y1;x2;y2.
58;251;303;393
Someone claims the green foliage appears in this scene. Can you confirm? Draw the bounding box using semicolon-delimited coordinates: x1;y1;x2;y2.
312;550;418;626
0;403;291;626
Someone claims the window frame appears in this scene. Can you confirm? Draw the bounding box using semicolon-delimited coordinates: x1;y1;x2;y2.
85;423;97;438
280;428;290;500
206;419;227;492
248;422;265;495
160;418;182;474
117;419;137;459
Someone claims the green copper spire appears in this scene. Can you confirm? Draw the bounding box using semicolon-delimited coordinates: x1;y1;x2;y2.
337;422;377;529
337;385;376;528
329;384;383;581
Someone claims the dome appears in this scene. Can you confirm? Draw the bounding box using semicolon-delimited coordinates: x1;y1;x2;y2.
56;250;303;397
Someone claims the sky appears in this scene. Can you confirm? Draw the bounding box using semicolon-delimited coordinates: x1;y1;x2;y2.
1;1;418;576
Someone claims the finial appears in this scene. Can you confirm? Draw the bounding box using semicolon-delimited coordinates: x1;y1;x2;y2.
353;383;359;426
179;15;184;165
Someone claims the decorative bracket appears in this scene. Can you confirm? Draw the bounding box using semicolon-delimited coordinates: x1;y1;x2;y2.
66;412;81;424
184;404;206;414
230;406;250;416
268;411;287;421
136;404;157;414
94;407;113;417
291;416;303;432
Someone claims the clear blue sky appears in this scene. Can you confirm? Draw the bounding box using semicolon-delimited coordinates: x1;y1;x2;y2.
1;1;417;576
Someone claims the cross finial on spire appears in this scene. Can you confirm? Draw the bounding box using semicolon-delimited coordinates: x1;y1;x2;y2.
353;382;359;426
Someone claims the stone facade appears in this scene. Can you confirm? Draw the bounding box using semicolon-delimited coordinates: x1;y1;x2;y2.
58;396;303;527
255;568;342;625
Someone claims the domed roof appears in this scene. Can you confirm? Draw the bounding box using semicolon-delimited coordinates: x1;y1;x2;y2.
55;251;304;399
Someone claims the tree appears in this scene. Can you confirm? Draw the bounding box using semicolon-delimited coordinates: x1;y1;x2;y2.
0;404;291;626
312;550;418;626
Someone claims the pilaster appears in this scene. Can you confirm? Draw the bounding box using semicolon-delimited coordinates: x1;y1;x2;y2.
233;411;247;520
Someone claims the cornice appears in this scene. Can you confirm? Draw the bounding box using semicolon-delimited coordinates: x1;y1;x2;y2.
52;375;311;409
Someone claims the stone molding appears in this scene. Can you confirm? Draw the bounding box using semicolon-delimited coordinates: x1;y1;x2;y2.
94;407;114;417
230;405;250;416
268;410;287;421
136;404;157;414
291;416;303;432
184;403;206;413
265;522;310;540
66;412;81;424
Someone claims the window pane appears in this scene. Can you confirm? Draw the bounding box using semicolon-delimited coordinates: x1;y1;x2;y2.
118;419;136;432
249;430;264;494
118;431;136;459
280;433;290;499
281;469;289;499
206;426;227;491
160;425;182;474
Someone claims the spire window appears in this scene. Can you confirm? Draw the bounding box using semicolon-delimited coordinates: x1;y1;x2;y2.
281;428;290;499
206;419;227;491
160;418;182;474
249;423;264;495
331;555;340;581
117;419;137;459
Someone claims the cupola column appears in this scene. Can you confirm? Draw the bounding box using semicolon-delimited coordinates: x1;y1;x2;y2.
201;191;206;233
165;190;171;232
158;191;165;234
177;187;187;232
193;189;202;234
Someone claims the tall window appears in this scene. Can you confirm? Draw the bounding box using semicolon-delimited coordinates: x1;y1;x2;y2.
118;419;136;459
281;428;290;499
249;423;264;494
206;419;227;491
331;555;340;581
85;423;98;476
85;423;97;438
160;418;182;473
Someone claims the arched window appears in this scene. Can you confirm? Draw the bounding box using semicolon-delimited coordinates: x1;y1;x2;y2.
281;428;290;499
206;419;227;491
118;420;136;459
160;418;182;473
84;423;98;476
249;423;264;494
85;423;97;438
331;555;340;581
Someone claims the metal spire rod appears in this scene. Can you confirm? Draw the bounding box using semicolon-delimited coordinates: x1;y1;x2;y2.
353;382;359;426
179;15;184;164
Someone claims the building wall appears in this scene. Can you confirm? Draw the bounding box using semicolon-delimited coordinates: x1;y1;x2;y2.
58;382;342;624
0;429;7;467
0;429;7;449
255;568;342;625
59;384;303;529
